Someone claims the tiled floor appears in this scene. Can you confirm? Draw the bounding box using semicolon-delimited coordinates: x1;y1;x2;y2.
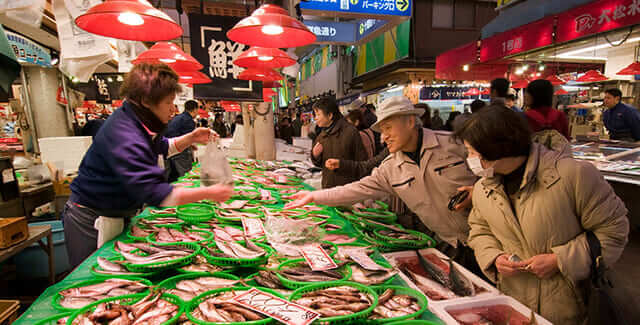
611;229;640;323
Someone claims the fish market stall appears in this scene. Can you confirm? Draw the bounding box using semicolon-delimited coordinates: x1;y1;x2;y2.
14;158;549;325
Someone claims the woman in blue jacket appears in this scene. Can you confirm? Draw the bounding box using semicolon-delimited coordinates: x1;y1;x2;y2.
63;63;232;267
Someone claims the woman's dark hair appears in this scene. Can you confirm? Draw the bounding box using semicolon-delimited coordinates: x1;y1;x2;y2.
453;105;532;161
120;63;181;106
490;78;510;98
526;79;554;109
346;109;366;130
470;99;487;113
414;103;431;129
313;97;342;122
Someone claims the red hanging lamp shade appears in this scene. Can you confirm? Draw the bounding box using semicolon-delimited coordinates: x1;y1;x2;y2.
617;62;640;75
480;88;490;95
463;88;480;96
238;67;283;82
577;70;608;82
546;75;567;85
75;0;183;41
263;88;277;97
512;79;530;89
262;81;282;88
233;47;296;69
177;70;212;84
133;42;203;71
263;95;273;102
554;89;569;95
227;4;315;48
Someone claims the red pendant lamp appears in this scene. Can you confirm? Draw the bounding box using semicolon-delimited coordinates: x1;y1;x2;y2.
512;79;530;89
263;95;273;102
227;4;316;48
546;75;567;85
480;88;490;95
554;89;569;95
177;70;212;84
263;88;277;97
233;47;296;69
577;70;608;82
617;62;640;75
133;42;203;71
75;0;183;41
463;88;480;96
238;68;283;82
262;81;282;88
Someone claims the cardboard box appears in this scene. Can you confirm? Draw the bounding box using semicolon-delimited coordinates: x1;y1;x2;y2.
0;217;28;249
53;176;74;196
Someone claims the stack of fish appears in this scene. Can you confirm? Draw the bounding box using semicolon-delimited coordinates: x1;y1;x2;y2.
369;288;422;319
153;227;208;243
277;263;344;283
148;208;178;215
207;238;266;259
350;264;398;285
191;291;266;322
58;279;149;310
135;216;181;228
399;252;478;300
116;243;193;265
180;255;223;273
249;270;291;293
94;257;147;276
292;286;373;317
377;229;422;241
269;241;335;258
70;292;179;325
215;209;262;222
166;276;242;302
212;226;248;242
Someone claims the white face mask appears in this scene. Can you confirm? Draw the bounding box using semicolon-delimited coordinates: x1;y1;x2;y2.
467;156;494;178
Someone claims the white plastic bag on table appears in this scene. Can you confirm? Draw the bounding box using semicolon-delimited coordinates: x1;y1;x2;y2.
201;137;233;186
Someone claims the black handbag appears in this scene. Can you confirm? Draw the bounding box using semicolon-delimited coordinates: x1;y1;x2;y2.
585;231;630;325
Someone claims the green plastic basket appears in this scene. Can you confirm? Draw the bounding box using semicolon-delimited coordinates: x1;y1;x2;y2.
66;293;183;325
90;256;159;279
262;208;308;219
289;281;379;324
185;287;285;325
367;285;429;324
126;225;153;242
232;188;261;200
178;203;216;223
275;259;352;290
52;277;152;312
146;206;179;217
214;207;263;224
202;241;274;267
33;312;73;325
175;259;237;275
384;321;441;325
134;214;184;229
147;228;214;245
157;272;244;303
372;229;437;249
354;209;398;223
120;242;201;273
347;257;399;286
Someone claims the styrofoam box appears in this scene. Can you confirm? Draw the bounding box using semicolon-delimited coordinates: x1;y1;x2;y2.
38;136;92;172
431;295;552;325
382;248;500;310
293;137;312;149
277;151;308;162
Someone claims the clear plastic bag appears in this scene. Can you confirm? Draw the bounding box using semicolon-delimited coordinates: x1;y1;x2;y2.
264;214;326;246
200;138;233;186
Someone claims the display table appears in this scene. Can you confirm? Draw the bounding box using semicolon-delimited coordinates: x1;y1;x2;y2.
0;225;54;285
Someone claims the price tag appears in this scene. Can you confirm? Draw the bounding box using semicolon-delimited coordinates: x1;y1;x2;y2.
220;200;247;209
2;169;14;183
339;247;389;271
232;288;321;325
242;217;265;239
299;244;338;271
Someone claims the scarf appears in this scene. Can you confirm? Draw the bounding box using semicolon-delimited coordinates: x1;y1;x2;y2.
128;100;167;134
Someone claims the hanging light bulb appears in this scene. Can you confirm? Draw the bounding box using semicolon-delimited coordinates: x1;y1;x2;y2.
117;12;144;26
133;42;203;71
462;64;469;71
538;65;545;71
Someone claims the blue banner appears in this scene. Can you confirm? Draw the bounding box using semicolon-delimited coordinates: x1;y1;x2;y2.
304;20;356;43
300;0;411;17
5;31;51;67
356;19;387;41
420;86;490;100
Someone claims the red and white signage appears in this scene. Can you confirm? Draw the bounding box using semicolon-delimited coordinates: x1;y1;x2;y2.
557;0;640;43
299;244;338;271
232;288;321;325
480;16;555;62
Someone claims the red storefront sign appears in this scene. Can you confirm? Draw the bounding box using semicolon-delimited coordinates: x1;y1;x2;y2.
556;0;640;43
435;42;478;79
480;16;555;62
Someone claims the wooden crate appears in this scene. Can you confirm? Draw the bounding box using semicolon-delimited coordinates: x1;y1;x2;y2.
0;217;28;249
0;300;19;325
53;176;74;196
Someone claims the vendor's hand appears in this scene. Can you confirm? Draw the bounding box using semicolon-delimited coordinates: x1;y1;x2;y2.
190;128;217;145
312;143;323;158
495;254;528;277
453;186;474;211
205;184;233;202
284;191;315;209
522;253;559;279
325;159;340;171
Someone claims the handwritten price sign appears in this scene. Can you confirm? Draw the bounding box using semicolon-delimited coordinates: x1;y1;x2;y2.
242;217;265;239
299;244;338;271
232;288;320;325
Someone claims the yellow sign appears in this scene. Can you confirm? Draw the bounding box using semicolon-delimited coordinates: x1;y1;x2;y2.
350;0;358;5
496;0;523;9
396;0;409;12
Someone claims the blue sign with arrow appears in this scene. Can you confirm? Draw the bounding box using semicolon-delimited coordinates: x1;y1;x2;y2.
300;0;411;17
304;20;357;43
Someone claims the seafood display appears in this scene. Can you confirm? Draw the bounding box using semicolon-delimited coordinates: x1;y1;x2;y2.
449;305;537;325
165;276;242;301
118;244;193;265
190;291;267;322
369;288;422;320
179;255;223;273
278;263;345;282
70;292;179;325
93;257;148;276
151;227;209;243
207;238;266;259
58;279;149;309
292;286;373;317
378;229;423;241
349;264;398;285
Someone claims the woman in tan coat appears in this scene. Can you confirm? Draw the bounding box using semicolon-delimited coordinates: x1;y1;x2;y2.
454;105;629;325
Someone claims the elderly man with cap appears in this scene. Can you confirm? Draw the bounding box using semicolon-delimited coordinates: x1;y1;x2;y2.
287;96;480;268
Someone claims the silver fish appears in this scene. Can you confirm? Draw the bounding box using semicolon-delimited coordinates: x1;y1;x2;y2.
59;297;96;309
449;259;475;297
97;257;126;272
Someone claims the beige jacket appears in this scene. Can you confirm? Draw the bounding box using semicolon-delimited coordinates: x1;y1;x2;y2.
314;128;478;246
468;144;629;325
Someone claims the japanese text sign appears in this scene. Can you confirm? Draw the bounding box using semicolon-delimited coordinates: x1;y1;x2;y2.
299;244;338;271
556;0;640;43
304;20;356;43
5;30;51;67
299;0;411;17
232;288;321;325
479;16;554;62
188;14;262;101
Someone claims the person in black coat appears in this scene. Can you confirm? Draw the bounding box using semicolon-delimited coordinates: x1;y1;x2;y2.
165;100;198;182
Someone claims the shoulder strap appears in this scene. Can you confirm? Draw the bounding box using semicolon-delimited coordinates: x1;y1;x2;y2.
586;231;606;285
